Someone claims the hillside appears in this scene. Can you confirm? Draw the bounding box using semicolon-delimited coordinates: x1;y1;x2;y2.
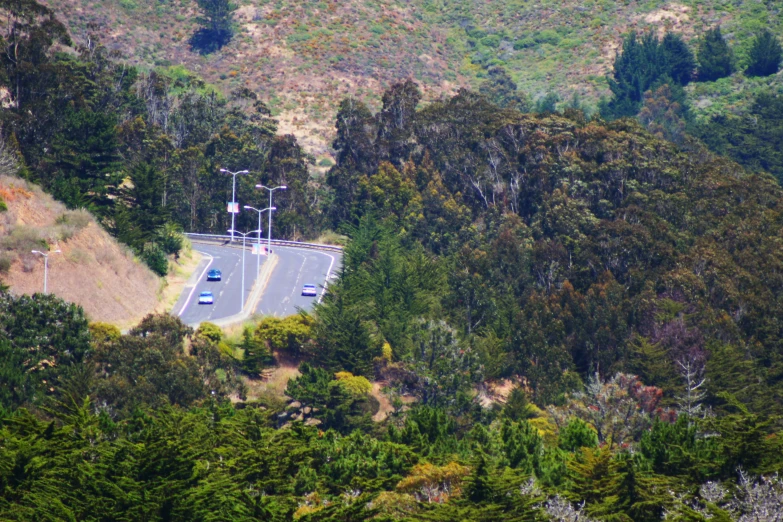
0;175;162;324
40;0;783;155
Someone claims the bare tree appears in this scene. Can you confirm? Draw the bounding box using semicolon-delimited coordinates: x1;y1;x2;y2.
675;357;707;422
542;495;597;522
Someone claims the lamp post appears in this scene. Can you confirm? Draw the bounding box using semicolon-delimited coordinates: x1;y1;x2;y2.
227;229;262;313
255;184;286;254
243;206;276;274
220;168;249;242
31;249;61;294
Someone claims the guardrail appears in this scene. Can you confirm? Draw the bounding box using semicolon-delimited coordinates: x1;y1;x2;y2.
184;233;344;253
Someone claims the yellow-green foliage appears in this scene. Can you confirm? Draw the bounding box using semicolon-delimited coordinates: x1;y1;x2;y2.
254;314;313;354
382;341;393;362
332;371;372;396
194;322;223;344
89;322;121;346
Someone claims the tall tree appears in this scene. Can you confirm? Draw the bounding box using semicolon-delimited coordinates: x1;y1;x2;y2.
745;29;782;77
697;27;735;81
661;32;696;85
191;0;236;54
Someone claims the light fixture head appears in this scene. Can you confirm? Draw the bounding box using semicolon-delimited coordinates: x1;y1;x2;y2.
220;168;228;173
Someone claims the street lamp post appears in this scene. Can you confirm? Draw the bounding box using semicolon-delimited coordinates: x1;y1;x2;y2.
227;229;262;313
243;205;276;274
31;249;61;294
255;184;286;255
220;168;249;242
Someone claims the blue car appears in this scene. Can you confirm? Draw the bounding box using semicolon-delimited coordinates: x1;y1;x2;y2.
302;284;317;297
198;291;214;304
207;269;222;281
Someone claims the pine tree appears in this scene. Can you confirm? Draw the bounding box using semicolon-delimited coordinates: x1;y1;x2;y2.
697;27;735;81
604;31;667;118
662;32;696;85
745;30;782;77
191;0;236;54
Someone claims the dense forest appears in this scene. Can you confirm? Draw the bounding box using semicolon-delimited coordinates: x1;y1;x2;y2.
3;0;783;520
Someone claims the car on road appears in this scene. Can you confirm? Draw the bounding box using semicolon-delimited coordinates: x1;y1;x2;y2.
302;284;317;297
198;291;214;304
207;269;222;281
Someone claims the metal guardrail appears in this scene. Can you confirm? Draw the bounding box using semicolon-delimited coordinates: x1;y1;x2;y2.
184;233;344;253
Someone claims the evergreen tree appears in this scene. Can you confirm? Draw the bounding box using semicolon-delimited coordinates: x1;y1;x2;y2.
191;0;236;54
603;31;667;118
697;27;734;81
662;32;696;85
745;29;782;77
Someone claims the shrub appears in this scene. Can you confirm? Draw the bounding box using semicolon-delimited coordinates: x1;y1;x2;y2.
481;35;501;48
0;198;6;212
254;314;314;355
0;254;10;273
141;242;168;276
195;322;223;344
333;371;372;396
514;37;536;50
536;30;561;45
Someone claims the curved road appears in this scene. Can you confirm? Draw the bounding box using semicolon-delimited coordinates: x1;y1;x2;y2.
173;242;339;325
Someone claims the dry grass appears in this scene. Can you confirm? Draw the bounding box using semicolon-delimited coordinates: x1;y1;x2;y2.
244;360;301;402
0;174;161;325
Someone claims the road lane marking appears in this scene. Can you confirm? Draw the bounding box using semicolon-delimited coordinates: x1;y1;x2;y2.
178;251;214;317
318;251;336;303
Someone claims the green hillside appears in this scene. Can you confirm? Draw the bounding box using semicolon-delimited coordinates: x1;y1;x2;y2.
41;0;783;153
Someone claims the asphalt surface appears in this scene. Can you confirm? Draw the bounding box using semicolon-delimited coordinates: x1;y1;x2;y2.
255;246;338;317
174;242;339;325
175;242;264;325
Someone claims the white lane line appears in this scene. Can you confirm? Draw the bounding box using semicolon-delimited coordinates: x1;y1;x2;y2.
178;251;214;317
317;252;336;304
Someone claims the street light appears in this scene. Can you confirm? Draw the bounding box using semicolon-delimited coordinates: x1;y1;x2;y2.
227;229;262;314
243;205;276;274
31;249;61;294
255;184;286;255
220;168;249;242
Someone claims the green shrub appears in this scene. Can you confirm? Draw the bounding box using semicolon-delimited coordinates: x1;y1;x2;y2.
0;198;6;212
195;322;223;344
0;254;11;273
535;30;561;45
481;35;501;48
514;37;536;50
141;242;168;276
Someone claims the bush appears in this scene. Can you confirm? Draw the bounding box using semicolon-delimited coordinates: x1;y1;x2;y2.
141;242;168;276
195;322;223;344
254;314;314;356
514;37;536;50
0;197;6;212
0;254;10;273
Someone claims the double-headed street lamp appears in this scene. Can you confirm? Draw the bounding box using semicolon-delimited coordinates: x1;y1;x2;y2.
31;249;61;294
227;229;262;313
255;184;286;254
243;205;276;274
220;168;249;242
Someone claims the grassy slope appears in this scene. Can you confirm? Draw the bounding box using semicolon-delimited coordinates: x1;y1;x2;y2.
0;175;164;326
41;0;783;154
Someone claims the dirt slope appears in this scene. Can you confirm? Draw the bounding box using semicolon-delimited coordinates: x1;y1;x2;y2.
0;175;161;324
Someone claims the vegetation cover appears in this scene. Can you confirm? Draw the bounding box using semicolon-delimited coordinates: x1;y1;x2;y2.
1;0;783;520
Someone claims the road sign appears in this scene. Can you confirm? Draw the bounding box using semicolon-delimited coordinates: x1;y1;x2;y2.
227;202;240;213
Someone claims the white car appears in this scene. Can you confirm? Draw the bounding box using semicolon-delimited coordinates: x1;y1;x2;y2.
198;291;214;304
302;284;317;297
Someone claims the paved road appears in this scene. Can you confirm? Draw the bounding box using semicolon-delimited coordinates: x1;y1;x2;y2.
255;246;338;317
173;242;340;325
175;243;264;325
